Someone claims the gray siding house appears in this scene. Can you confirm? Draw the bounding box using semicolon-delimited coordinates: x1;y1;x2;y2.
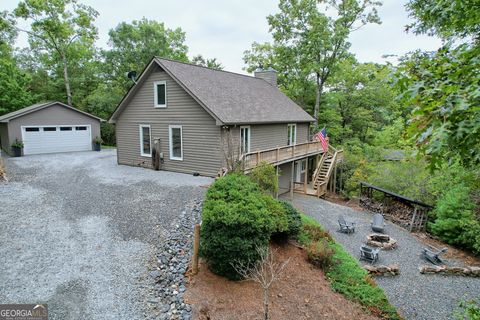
110;58;339;196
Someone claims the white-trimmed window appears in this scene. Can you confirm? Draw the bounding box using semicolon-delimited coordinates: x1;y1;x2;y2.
169;125;183;160
287;124;296;146
139;125;152;157
240;126;251;154
154;81;167;108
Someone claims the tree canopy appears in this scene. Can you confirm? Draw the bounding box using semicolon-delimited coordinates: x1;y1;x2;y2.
13;0;99;105
396;0;480;169
244;0;382;127
104;18;189;89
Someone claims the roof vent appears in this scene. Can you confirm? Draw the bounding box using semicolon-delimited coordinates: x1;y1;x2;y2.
254;67;277;86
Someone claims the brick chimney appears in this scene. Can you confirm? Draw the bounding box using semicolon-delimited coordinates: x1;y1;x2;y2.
254;67;277;86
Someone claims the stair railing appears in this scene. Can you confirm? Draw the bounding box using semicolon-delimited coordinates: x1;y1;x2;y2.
312;152;327;186
321;151;338;193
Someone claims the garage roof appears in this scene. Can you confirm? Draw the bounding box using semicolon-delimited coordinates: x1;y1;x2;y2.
0;101;104;123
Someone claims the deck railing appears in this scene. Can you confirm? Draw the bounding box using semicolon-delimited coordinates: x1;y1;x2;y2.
242;140;326;170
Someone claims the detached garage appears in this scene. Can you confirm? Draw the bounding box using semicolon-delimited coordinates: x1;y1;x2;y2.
0;101;103;156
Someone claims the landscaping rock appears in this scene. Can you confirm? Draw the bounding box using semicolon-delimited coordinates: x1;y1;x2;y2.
366;233;397;250
364;264;400;276
146;199;203;319
419;265;480;277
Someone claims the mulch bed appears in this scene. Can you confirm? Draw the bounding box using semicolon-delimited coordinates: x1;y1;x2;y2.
184;243;382;320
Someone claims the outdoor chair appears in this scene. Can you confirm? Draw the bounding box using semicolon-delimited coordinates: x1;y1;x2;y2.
422;245;448;265
360;245;380;264
371;213;385;233
338;215;356;234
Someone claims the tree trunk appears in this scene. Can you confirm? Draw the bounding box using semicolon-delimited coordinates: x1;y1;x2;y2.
61;52;72;105
313;73;323;129
263;287;269;320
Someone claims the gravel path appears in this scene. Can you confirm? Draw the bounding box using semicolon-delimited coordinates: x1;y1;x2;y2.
0;150;212;319
291;194;480;320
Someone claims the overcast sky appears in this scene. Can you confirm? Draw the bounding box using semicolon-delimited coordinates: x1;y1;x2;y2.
3;0;442;74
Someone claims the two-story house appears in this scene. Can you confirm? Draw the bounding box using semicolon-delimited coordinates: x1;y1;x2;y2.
109;57;342;197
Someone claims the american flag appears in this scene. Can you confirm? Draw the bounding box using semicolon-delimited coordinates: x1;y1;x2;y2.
314;128;328;152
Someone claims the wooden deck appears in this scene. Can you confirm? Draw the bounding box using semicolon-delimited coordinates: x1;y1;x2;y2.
243;141;326;170
293;182;325;197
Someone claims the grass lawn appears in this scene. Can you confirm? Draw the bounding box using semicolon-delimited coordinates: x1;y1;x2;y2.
298;214;402;320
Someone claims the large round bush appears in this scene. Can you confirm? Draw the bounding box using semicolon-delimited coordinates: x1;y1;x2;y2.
200;174;279;280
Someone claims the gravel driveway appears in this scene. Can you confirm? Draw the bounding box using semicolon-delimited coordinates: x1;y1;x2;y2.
0;150;212;319
291;194;480;320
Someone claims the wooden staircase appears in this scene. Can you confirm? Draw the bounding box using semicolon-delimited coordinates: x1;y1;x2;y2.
312;146;342;198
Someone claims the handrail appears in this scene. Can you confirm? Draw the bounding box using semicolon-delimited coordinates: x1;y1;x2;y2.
312;152;327;184
243;140;320;158
242;140;326;170
323;151;338;187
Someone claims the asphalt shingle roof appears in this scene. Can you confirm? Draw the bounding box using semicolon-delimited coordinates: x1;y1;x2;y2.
110;58;315;124
0;101;104;122
0;102;51;122
156;58;314;124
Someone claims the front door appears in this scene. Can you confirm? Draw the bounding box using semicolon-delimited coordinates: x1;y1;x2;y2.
295;159;306;182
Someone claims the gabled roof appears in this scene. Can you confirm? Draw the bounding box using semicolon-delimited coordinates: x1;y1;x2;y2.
110;57;315;125
0;101;104;123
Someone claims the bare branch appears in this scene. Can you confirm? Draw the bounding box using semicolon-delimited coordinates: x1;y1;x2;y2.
232;245;290;320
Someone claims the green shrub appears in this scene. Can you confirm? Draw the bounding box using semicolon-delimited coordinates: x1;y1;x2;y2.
250;161;278;195
301;224;334;242
297;215;333;245
426;160;480;203
101;122;116;146
454;299;480;320
306;239;335;269
429;184;480;255
11;139;24;148
279;200;302;238
200;174;277;280
263;195;288;233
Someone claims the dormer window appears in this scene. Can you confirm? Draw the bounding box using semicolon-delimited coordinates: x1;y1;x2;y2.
154;81;167;108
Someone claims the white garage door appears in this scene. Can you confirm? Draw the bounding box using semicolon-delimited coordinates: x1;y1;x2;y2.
22;125;92;155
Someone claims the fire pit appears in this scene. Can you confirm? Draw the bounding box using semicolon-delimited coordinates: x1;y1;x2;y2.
367;234;397;250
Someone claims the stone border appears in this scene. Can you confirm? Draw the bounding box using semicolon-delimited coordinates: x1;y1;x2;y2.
420;265;480;277
364;264;400;276
366;233;397;250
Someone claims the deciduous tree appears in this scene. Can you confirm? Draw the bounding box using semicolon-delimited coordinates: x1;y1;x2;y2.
191;54;223;70
245;0;382;127
104;18;188;89
13;0;99;105
397;0;480;168
0;11;35;114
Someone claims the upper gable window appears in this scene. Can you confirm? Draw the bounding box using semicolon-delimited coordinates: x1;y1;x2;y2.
154;81;167;108
287;124;296;146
